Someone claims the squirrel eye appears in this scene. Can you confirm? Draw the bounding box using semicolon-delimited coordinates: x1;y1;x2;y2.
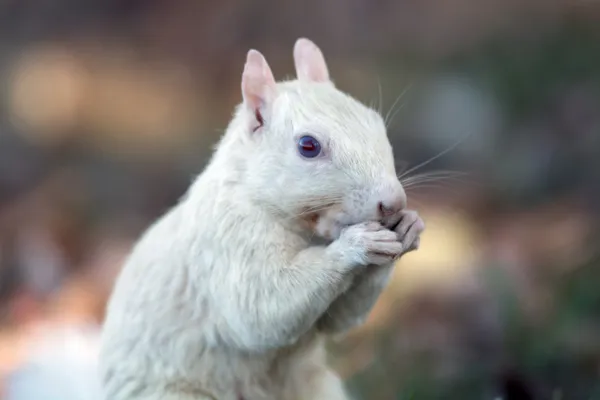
297;135;322;158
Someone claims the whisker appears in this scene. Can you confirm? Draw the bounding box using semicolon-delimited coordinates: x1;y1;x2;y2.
404;178;474;190
384;82;413;128
404;172;475;185
285;192;346;203
296;204;335;216
386;87;413;127
401;170;469;183
286;195;345;208
407;177;470;188
402;175;470;186
397;132;474;180
403;179;469;189
401;172;472;187
401;170;470;181
395;160;410;176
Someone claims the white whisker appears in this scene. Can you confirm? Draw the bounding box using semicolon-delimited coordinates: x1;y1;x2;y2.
401;171;472;187
384;82;413;128
397;132;474;180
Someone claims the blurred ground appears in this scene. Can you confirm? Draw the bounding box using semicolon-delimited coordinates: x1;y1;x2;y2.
0;1;599;399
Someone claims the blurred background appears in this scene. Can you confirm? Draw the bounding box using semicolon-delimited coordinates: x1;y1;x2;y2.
0;1;599;399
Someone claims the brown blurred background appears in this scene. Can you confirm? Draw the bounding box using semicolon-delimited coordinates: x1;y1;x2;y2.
0;1;599;399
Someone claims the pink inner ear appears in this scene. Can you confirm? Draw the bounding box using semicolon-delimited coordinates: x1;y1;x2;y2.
241;50;276;130
294;38;329;82
252;109;264;132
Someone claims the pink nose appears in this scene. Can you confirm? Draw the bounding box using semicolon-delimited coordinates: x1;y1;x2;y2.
378;195;406;217
375;179;407;218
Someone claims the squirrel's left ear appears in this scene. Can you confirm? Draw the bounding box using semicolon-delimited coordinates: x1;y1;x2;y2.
293;38;330;83
241;49;277;132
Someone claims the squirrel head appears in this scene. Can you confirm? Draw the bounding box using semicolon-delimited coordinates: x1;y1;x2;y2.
227;38;406;240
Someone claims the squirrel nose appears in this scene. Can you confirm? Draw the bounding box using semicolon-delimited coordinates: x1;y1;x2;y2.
378;193;406;217
378;199;404;217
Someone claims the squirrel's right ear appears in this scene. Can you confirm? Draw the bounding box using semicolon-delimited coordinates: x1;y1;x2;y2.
293;38;330;83
241;49;277;132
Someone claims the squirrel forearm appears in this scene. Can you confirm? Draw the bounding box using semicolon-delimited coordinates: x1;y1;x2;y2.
220;245;358;351
318;215;423;336
317;263;394;335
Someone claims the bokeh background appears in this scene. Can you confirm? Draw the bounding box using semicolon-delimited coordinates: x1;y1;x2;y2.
0;1;599;399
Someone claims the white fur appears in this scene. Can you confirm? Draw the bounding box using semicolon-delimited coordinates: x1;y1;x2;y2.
99;38;424;400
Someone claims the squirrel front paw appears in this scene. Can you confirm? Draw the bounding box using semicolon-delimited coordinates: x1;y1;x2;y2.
334;222;404;266
386;209;425;256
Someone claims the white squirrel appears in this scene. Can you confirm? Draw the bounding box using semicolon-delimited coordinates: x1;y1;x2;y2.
99;38;425;400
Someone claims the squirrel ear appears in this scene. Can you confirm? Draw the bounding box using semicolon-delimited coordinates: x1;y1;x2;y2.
241;49;277;131
293;38;330;83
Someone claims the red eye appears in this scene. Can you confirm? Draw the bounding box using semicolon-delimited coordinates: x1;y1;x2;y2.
297;135;322;158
